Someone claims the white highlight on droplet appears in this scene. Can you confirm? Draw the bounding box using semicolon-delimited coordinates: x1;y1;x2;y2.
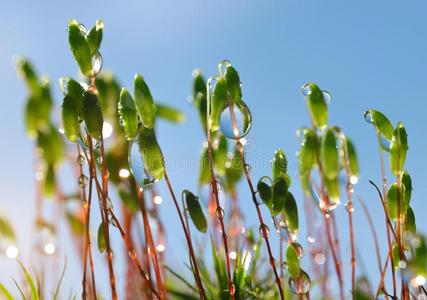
154;196;163;205
415;275;426;286
350;176;359;185
156;244;165;253
119;168;130;178
6;246;19;258
230;251;237;260
307;236;316;243
102;122;113;139
44;243;56;255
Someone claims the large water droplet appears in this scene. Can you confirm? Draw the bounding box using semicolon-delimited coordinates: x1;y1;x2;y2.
322;90;332;104
288;270;311;295
219;101;252;140
218;60;231;76
301;83;312;96
215;207;225;220
364;110;373;124
77;154;86;166
92;52;103;77
128;139;157;188
78;175;88;188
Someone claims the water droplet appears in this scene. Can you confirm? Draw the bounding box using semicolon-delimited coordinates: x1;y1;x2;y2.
59;77;68;95
128;249;137;260
380;135;391;151
244;163;252;172
398;261;407;269
259;223;270;239
288;270;311;295
218;60;231;76
129;137;157;188
350;175;359;185
219;101;252;140
102;121;113;139
210;179;223;193
281;261;288;269
77;154;86;166
229;283;236;296
364;110;373;124
215;207;225;220
291;242;304;259
92;51;103;77
322;90;332;104
119;168;130;179
314;253;326;265
5;246;19;259
78;175;88;188
301;83;312;96
156;244;165;252
345;202;355;213
78;135;89;150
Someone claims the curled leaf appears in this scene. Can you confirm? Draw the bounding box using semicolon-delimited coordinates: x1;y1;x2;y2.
321;128;339;180
390;122;408;176
155;103;186;123
210;77;227;131
345;137;359;179
272;148;288;180
61;95;80;142
118;88;138;140
97;223;106;253
86;19;103;56
136;126;164;180
183;190;207;233
224;66;242;103
257;177;272;209
302;82;328;129
272;177;289;215
83;91;104;139
286;244;301;277
284;192;299;234
68;19;92;77
364;109;394;140
134;74;157;129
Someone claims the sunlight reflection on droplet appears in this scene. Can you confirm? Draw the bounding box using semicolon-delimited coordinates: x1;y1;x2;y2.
154;196;163;205
102;122;113;139
350;176;359;185
156;244;165;253
230;251;237;260
6;246;19;258
314;253;326;265
415;275;426;286
44;243;56;255
119;168;130;179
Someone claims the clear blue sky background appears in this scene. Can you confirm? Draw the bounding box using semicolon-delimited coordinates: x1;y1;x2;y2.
0;0;426;298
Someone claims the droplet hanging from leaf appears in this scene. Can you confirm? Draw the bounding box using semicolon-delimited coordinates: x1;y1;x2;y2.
219;101;252;140
301;82;328;129
288;270;311;295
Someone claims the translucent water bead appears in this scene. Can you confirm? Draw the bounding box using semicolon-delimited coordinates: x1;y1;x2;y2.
288;270;311;295
128;136;157;188
220;101;252;140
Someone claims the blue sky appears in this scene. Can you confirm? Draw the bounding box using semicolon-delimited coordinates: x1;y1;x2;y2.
0;0;426;298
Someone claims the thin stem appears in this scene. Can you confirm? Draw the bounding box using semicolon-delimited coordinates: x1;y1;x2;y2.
135;185;166;298
224;97;284;299
342;138;356;298
87;135;118;300
162;169;207;299
206;77;235;299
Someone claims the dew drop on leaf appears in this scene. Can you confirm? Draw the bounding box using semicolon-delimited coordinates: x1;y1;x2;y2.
364;110;373;124
291;242;304;259
219;101;252;140
129;138;157;188
288;270;311;295
92;51;103;77
301;83;312;96
322;90;332;104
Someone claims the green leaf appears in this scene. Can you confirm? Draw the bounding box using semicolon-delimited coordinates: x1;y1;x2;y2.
82;91;104;139
61;95;80;142
198;144;211;186
390;122;408;176
298;128;317;174
0;217;15;242
345;137;359;179
16;58;41;95
272;177;289;215
210;77;227;131
286;244;301;277
97;223;106;253
36;125;64;166
405;206;416;233
155;103;186;123
183;190;207;233
18;261;39;300
134;74;157;129
65;211;84;235
43;164;56;197
65;78;85;120
86;20;103;56
224;146;244;193
257;177;272;209
118;88;138;140
213;134;228;176
401;171;412;204
303;83;328;129
272;148;288;180
365;109;394;140
0;283;14;300
68;19;92;77
386;183;405;220
136;126;164;180
224;66;242;103
324;176;340;205
53;257;67;300
392;243;400;270
284;192;299;233
192;70;207;133
321;128;339;180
